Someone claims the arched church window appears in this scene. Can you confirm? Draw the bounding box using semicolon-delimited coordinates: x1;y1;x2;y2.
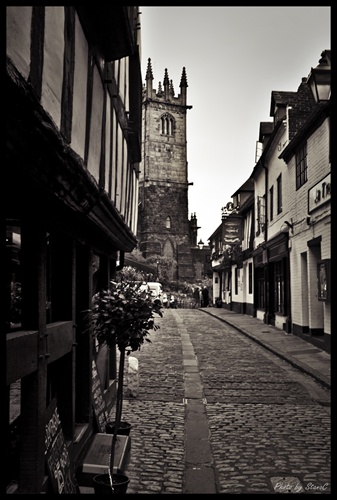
166;216;171;229
161;114;175;136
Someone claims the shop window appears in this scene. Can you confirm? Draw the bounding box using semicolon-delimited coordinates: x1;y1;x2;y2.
6;221;22;331
235;268;238;295
248;263;253;294
317;260;330;301
256;267;265;309
274;260;285;314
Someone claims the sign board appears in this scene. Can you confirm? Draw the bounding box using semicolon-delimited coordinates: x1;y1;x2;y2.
45;399;79;494
222;217;242;245
308;173;331;213
92;359;109;432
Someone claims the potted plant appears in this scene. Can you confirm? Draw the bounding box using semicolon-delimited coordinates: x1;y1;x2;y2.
87;280;163;494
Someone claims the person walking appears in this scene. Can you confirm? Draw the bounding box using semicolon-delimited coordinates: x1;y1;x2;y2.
162;292;169;308
192;287;200;308
199;288;203;307
202;286;209;307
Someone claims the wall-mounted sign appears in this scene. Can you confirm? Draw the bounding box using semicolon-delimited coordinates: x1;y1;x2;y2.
222;217;242;245
45;399;79;494
308;173;331;213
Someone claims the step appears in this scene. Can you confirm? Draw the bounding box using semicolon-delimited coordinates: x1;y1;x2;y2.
77;433;131;493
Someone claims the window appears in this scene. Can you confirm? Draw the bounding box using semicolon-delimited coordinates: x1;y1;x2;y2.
317;260;330;301
248;262;253;294
274;260;285;314
255;267;265;309
6;221;22;331
256;196;265;235
277;174;282;214
295;143;308;190
166;216;171;229
269;185;274;222
161;113;174;136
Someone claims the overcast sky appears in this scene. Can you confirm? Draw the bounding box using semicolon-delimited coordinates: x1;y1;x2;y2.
139;6;331;244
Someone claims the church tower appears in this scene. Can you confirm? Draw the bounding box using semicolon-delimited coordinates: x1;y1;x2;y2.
137;59;195;281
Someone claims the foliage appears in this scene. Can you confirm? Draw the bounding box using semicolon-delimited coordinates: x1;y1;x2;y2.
116;265;147;283
87;279;163;487
90;280;163;352
145;255;172;284
115;263;214;306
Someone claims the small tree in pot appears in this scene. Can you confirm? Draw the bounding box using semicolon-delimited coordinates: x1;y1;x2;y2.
88;280;163;493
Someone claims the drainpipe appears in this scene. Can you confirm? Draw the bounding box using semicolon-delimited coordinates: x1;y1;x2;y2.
262;160;269;324
262;160;268;242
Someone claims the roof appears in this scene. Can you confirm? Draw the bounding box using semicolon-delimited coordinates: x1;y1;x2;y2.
279;101;330;163
258;122;274;142
231;177;254;197
270;91;297;116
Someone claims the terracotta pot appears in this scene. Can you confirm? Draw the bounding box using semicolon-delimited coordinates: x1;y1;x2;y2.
105;421;131;436
92;473;129;494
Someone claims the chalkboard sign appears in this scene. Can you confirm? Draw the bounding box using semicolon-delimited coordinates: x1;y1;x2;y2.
92;359;109;432
45;399;79;494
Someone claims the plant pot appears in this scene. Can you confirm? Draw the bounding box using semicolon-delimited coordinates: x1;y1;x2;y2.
106;421;132;436
92;473;129;494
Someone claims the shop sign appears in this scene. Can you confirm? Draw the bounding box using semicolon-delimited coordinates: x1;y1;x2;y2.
45;399;79;494
308;173;331;213
222;217;242;245
92;359;109;432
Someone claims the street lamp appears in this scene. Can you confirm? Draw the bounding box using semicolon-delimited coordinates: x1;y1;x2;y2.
307;50;331;103
198;239;204;250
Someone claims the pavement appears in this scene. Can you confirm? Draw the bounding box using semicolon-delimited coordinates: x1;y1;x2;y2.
79;306;331;494
199;306;331;390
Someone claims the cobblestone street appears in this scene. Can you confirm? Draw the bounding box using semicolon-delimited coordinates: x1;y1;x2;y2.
119;309;331;494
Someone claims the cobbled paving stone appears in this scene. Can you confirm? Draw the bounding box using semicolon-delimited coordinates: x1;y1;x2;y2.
118;310;331;494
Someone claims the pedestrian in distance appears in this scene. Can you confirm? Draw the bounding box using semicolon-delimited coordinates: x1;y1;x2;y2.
170;294;177;309
199;288;203;307
162;292;169;308
202;286;209;307
192;287;200;308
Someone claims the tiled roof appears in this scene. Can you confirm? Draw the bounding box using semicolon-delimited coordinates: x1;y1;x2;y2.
270;91;297;115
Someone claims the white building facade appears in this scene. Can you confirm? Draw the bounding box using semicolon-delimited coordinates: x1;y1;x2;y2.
209;50;330;353
279;80;331;351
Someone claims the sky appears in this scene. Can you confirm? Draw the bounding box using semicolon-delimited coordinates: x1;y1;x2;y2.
139;6;331;244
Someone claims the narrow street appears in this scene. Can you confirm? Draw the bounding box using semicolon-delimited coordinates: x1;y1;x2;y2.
120;309;331;494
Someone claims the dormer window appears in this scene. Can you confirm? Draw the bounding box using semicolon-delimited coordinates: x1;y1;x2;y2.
274;106;287;126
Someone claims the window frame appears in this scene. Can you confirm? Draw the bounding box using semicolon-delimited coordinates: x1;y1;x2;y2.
295;142;308;190
277;174;282;215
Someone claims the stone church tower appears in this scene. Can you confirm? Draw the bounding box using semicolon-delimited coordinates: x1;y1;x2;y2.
137;58;196;281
